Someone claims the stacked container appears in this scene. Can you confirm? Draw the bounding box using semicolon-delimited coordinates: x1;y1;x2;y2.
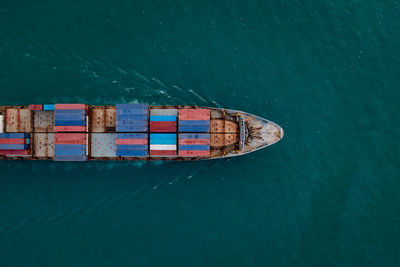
0;133;30;155
150;109;177;132
116;133;148;157
54;104;87;132
150;133;176;156
178;133;210;157
116;104;148;132
54;133;87;161
178;109;210;132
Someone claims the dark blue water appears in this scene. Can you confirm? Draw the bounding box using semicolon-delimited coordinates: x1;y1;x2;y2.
1;1;399;266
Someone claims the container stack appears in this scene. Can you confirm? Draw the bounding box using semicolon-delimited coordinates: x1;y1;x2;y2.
178;133;210;157
116;104;148;132
116;133;148;157
54;104;87;132
54;133;87;161
0;133;30;155
150;109;177;132
178;109;210;132
150;133;177;157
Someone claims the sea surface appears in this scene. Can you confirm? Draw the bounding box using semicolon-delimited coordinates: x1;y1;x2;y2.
1;1;399;266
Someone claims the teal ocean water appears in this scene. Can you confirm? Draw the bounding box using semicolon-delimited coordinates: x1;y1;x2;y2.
1;1;400;266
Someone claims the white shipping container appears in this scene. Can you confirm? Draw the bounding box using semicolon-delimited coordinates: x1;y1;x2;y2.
0;115;4;133
150;109;178;116
149;144;176;150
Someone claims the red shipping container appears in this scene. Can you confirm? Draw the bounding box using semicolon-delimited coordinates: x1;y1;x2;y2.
178;150;210;157
54;104;87;110
179;109;210;116
0;138;27;144
150;121;176;132
150;150;176;156
116;139;148;145
54;126;86;132
178;114;210;120
55;133;86;144
29;104;43;110
0;150;31;155
178;139;210;145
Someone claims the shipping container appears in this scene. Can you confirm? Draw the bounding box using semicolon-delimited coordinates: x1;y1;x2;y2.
150;138;176;144
179;120;210;126
178;125;210;132
29;104;43;111
149;116;177;121
54;120;86;126
0;144;30;150
0;138;28;144
54;155;87;161
116;126;148;132
54;126;86;132
116;104;148;109
33;111;54;132
178;150;210;157
179;145;210;151
117;150;148;157
55;109;86;114
91;133;117;157
55;133;86;144
150;109;178;116
178;139;210;145
43;104;55;111
5;108;32;132
55;144;86;151
55;114;86;121
116;120;148;126
150;150;176;156
116;114;148;120
0;133;30;138
0;115;4;133
0;149;31;156
150;121;176;132
149;145;176;150
179;109;210;116
179;114;210;120
117;133;147;139
116;144;147;151
116;139;147;145
33;133;54;157
54;104;87;110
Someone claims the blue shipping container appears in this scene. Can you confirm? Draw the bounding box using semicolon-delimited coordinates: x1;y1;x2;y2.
116;120;148;126
116;104;148;109
0;133;30;138
150;138;176;145
55;120;86;126
55;110;86;114
117;150;148;157
116;126;148;132
0;144;29;150
150;116;177;122
116;114;148;121
117;133;148;139
178;126;210;132
178;133;210;139
179;145;210;151
43;104;55;111
116;145;148;151
179;120;210;126
150;133;176;139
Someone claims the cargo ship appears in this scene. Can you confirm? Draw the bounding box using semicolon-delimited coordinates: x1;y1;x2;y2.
0;104;283;161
